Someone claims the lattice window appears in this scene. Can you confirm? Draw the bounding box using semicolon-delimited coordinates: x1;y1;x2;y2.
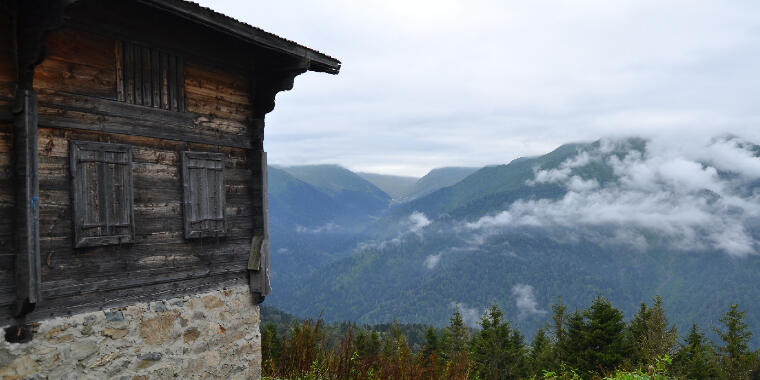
117;40;185;111
70;141;134;248
181;151;226;239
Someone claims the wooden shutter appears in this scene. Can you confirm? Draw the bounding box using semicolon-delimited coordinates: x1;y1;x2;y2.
70;141;134;248
116;41;185;111
181;151;226;239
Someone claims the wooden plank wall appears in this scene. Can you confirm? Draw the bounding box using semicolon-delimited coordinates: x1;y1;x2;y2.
34;28;116;100
0;13;14;102
33;129;260;320
0;12;17;310
0;124;15;309
0;25;264;322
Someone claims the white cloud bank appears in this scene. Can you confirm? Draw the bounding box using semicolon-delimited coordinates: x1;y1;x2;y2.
468;137;760;257
512;284;547;319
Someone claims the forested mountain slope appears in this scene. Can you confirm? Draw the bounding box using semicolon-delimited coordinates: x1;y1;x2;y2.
398;166;480;202
270;136;760;346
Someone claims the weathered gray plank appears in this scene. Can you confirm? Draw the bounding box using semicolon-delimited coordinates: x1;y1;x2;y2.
12;90;42;316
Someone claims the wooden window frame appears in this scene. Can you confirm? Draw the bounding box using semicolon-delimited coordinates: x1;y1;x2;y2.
181;151;226;239
70;140;135;248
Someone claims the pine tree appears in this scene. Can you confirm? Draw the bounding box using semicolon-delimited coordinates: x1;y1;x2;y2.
551;297;568;367
470;303;528;380
582;296;628;375
354;328;381;363
640;296;678;366
628;302;649;365
443;308;469;358
715;304;754;380
421;325;441;370
530;327;555;375
561;310;587;373
672;323;719;379
381;320;405;358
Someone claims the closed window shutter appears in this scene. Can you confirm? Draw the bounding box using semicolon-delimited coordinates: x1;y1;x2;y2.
117;40;185;111
181;151;225;239
70;141;134;248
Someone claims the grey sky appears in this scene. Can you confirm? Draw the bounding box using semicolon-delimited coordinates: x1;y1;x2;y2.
196;0;760;177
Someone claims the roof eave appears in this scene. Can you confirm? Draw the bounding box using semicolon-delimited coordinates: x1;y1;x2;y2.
136;0;341;74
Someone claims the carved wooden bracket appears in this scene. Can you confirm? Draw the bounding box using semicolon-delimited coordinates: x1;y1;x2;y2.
11;0;66;93
253;59;310;119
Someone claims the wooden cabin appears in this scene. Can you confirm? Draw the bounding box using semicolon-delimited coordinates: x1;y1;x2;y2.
0;0;340;327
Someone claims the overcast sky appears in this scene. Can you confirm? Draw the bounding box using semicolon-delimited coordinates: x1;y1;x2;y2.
196;0;760;177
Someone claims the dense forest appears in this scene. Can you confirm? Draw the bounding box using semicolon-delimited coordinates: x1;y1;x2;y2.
261;296;760;380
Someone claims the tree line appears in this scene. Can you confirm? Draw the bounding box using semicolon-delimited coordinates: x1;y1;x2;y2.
261;296;760;379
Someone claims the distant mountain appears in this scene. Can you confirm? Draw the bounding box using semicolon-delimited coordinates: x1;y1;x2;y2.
390;142;626;221
357;172;419;201
271;137;760;346
283;165;391;220
268;166;340;228
399;167;480;202
268;166;389;305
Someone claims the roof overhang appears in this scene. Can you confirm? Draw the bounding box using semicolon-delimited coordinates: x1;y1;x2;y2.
136;0;341;74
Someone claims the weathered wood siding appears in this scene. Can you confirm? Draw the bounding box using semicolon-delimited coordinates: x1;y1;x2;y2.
0;25;265;322
0;13;17;314
34;28;116;99
0;124;15;309
0;13;13;103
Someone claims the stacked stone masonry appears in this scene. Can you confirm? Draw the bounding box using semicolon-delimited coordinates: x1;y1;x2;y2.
0;285;262;379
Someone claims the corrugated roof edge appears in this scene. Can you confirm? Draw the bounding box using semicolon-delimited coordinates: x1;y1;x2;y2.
137;0;341;74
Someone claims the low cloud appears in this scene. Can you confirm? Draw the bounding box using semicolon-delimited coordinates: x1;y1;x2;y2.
408;211;431;236
423;254;441;269
296;222;340;233
512;284;547;319
468;136;760;257
356;237;401;251
449;301;482;328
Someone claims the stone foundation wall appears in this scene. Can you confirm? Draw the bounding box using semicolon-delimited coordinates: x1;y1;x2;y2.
0;285;261;379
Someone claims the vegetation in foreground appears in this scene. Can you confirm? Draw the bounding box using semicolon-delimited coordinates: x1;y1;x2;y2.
262;296;760;379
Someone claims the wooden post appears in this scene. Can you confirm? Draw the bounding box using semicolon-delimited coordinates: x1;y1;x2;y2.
12;90;41;317
249;147;271;304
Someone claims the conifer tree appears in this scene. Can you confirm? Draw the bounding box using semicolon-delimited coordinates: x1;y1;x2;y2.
582;296;628;375
672;323;719;379
628;302;649;365
530;327;555;375
470;303;528;380
354;329;381;363
640;296;678;366
551;297;568;366
421;325;442;373
443;308;469;358
715;304;754;380
561;310;587;372
381;320;405;358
